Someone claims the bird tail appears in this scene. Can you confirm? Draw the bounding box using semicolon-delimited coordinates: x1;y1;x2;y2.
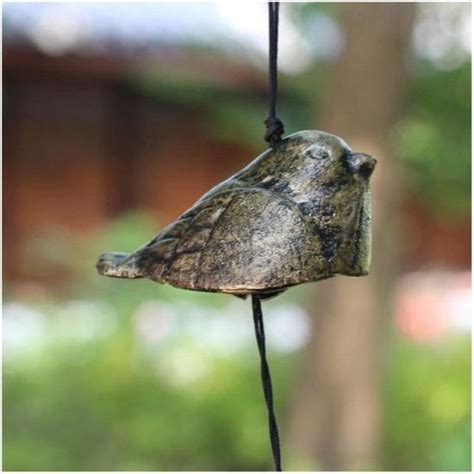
96;252;144;279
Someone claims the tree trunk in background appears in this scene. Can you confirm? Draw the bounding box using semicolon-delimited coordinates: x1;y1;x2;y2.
287;4;415;470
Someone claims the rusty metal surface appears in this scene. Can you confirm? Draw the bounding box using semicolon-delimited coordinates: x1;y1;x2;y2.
97;130;376;297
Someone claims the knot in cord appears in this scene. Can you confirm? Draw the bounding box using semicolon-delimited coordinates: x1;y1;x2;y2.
264;116;285;148
264;2;285;149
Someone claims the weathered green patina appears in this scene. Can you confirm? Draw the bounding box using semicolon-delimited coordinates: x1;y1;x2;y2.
97;130;376;298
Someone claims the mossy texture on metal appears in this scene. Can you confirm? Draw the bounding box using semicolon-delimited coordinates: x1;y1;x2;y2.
97;130;376;298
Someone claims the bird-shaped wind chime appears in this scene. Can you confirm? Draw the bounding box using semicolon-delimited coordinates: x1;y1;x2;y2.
97;3;376;471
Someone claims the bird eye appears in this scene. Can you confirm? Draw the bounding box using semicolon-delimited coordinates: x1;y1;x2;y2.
305;146;330;160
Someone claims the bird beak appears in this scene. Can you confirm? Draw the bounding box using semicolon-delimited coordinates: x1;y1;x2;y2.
346;152;377;179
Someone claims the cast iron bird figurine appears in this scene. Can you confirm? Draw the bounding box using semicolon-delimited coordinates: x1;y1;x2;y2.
97;130;376;299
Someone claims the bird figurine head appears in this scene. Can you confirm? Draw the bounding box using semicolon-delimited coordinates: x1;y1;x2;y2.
97;130;376;299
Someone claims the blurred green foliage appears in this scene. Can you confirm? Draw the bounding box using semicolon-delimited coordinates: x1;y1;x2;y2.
3;334;296;471
395;63;471;219
382;336;471;471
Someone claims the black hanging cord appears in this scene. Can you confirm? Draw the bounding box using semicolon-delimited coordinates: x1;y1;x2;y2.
264;2;285;148
252;294;282;471
252;3;284;470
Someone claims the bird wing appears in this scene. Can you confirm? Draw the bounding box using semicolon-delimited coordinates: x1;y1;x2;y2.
137;186;324;294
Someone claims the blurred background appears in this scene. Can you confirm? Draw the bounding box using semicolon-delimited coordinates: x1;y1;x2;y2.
2;2;471;471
